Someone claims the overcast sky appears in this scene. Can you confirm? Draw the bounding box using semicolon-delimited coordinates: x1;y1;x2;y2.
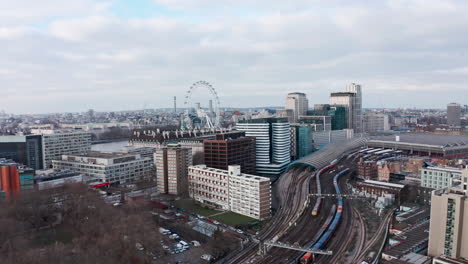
1;0;467;114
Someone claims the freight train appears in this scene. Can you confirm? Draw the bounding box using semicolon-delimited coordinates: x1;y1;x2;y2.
299;168;350;264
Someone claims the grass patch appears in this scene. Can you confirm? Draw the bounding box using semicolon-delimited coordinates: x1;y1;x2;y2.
173;199;221;217
211;212;256;226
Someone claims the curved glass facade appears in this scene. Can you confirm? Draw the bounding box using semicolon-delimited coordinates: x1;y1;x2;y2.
237;118;290;178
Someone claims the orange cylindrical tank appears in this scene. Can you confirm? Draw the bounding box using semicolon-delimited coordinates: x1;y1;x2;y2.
0;166;4;189
1;166;11;192
9;166;20;193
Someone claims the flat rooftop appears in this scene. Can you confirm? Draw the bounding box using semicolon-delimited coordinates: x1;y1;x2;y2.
67;151;132;159
370;133;468;147
190;165;270;182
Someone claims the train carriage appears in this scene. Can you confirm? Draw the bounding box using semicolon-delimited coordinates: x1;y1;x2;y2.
299;168;349;264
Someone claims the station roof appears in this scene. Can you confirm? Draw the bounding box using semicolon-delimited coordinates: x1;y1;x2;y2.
290;137;367;169
369;133;468;148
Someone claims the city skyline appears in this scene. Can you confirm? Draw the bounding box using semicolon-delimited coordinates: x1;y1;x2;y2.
2;0;468;113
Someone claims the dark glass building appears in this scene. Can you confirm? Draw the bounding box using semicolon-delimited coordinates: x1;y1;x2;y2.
203;131;256;175
0;135;43;170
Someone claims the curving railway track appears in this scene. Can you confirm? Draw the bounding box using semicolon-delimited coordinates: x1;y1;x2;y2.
222;168;314;264
220;141;382;264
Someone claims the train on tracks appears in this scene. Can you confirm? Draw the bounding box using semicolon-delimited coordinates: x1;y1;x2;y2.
311;164;335;216
300;168;350;264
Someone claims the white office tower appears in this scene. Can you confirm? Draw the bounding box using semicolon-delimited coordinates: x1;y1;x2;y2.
237;118;290;178
330;83;363;133
363;113;390;132
31;129;92;169
285;92;308;123
447;103;461;127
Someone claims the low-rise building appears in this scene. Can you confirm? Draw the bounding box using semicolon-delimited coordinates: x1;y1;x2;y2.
34;169;85;190
355;180;405;204
358;159;378;180
433;256;468;264
421;166;462;189
52;152;153;184
383;207;431;262
378;162;391;182
188;165;271;220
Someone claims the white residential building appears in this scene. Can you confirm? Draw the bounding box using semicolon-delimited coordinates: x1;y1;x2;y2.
52;152;153;184
188;165;271;220
31;129;92;169
421;166;462;189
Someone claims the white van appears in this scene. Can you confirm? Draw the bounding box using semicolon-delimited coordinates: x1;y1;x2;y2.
159;227;170;235
191;241;201;247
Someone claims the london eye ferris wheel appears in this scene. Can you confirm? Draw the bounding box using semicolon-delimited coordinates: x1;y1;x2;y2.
183;81;221;130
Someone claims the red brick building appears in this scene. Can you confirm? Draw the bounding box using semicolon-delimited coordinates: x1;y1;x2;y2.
378;162;391;182
358;159;378;180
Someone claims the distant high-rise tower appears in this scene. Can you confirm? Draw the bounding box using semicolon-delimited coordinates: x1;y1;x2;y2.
174;96;177;113
87;109;95;122
447;103;461;127
194;103;201;112
285;92;308;123
209;99;213;114
330;83;363;133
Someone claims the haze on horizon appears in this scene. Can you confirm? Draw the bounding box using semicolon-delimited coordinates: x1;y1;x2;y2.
1;0;468;114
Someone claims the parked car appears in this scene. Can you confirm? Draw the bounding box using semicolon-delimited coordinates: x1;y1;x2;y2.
135;243;144;251
201;254;214;262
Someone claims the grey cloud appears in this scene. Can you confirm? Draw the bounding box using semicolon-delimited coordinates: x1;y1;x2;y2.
1;0;468;113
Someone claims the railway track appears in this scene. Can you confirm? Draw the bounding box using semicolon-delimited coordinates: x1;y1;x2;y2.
264;164;356;264
222;168;313;264
350;207;367;264
222;148;367;264
354;210;393;263
314;169;353;264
